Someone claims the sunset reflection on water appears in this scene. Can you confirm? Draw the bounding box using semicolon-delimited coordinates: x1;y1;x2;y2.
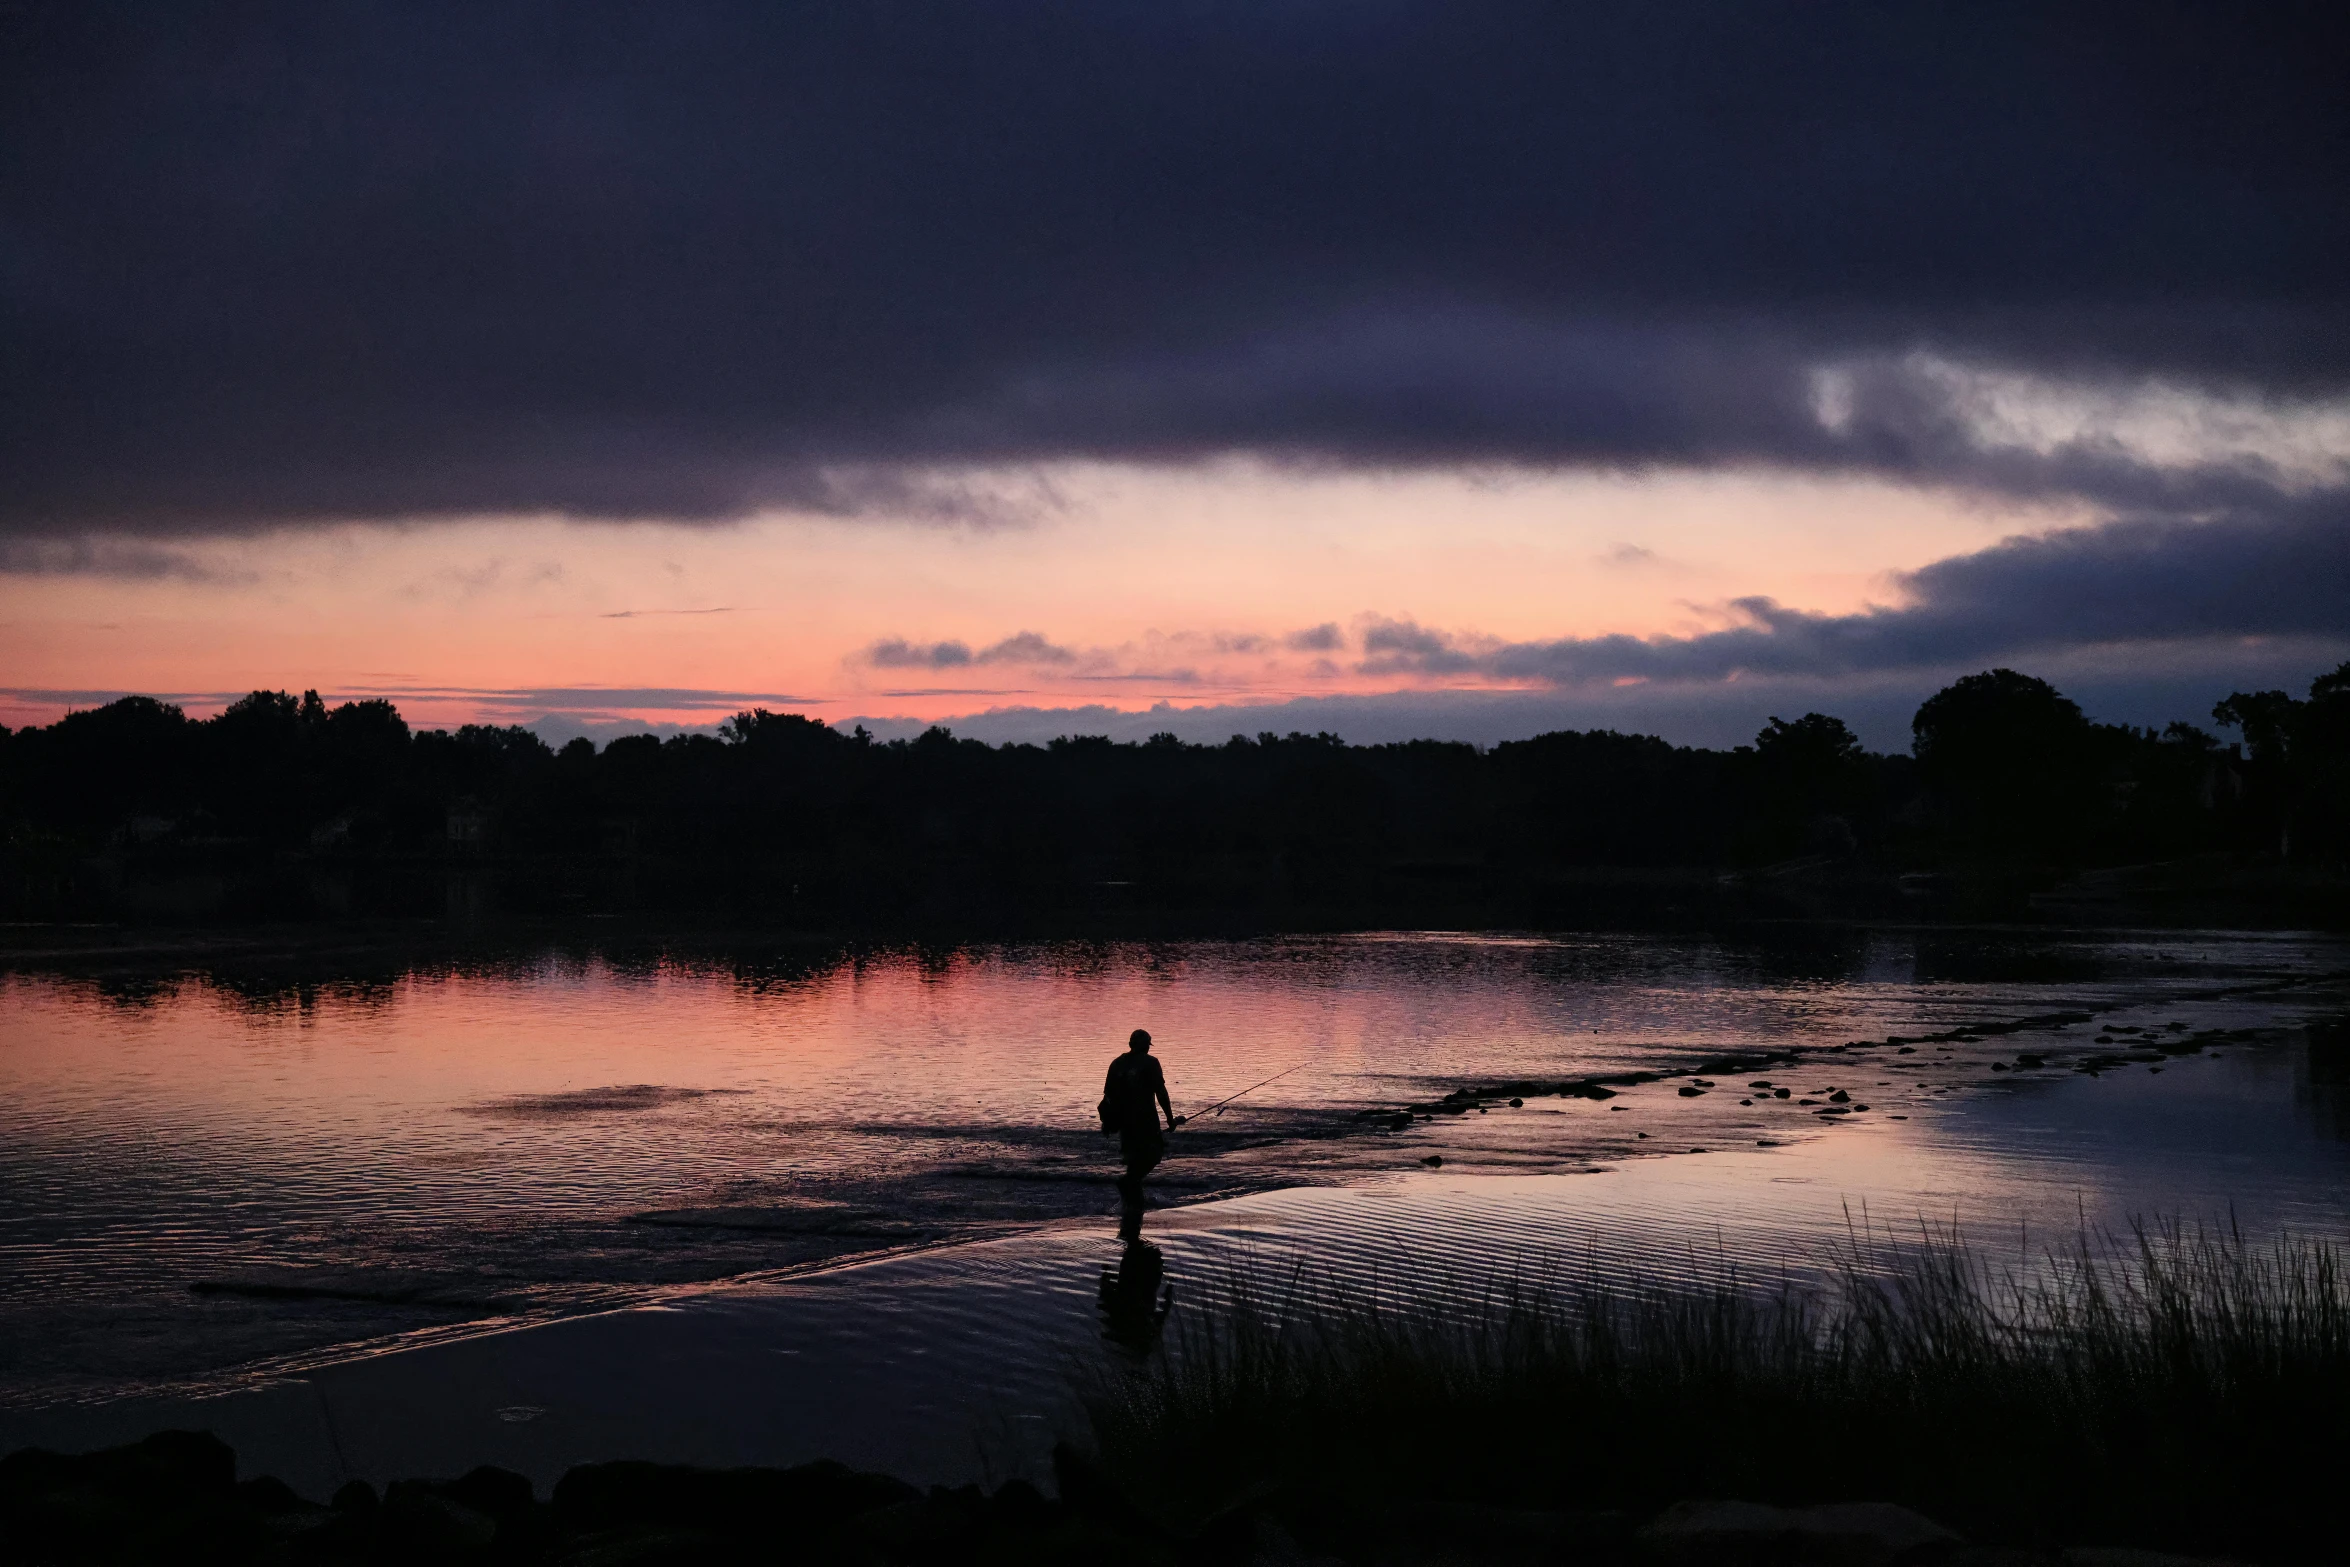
2;928;2343;1406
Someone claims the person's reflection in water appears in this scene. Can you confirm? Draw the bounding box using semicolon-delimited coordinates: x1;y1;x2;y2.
1099;1234;1173;1355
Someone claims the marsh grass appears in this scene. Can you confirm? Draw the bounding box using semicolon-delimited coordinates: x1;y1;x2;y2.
1078;1218;2350;1558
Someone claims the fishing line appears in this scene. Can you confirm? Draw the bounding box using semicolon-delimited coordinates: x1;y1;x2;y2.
1179;1060;1310;1125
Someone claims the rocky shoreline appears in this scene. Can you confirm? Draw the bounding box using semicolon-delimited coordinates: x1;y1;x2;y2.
2;1429;2260;1566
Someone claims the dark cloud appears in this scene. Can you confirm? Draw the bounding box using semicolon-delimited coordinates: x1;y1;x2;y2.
875;688;1030;701
1283;623;1345;653
406;685;815;712
0;684;817;736
866;631;1076;669
869;639;975;671
863;625;1354;686
0;538;245;582
1;687;247;711
1357;501;2350;686
977;631;1079;667
1358;615;1486;676
596;606;736;619
3;2;2345;533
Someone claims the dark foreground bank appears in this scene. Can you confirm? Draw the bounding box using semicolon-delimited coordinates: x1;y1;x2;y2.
0;1430;2272;1567
1080;1224;2350;1566
12;1224;2347;1565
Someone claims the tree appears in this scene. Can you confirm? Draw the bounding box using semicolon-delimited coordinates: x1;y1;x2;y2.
2215;661;2350;863
1750;712;1869;857
1912;670;2107;859
34;695;196;830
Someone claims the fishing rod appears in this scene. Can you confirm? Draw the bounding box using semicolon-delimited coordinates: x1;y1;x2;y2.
1177;1061;1309;1126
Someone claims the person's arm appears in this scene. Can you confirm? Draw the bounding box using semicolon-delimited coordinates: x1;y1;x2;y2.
1153;1061;1180;1128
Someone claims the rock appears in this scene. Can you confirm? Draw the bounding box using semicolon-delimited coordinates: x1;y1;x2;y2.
1775;1088;1791;1098
1051;1443;1164;1539
1637;1132;1649;1138
1990;1061;2010;1071
1638;1498;1961;1567
1678;1086;1703;1097
0;1430;239;1505
1750;1080;1773;1088
237;1475;305;1514
1739;1099;1754;1106
384;1479;498;1552
128;1429;237;1495
1508;1097;1523;1108
988;1477;1054;1532
1420;1154;1443;1166
0;1429;255;1564
2014;1054;2045;1068
553;1458;919;1543
1829;1089;1851;1103
1416;1503;1632;1558
332;1478;378;1514
1242;1513;1346;1566
1897;1046;1916;1054
443;1465;534;1520
833;1477;1073;1560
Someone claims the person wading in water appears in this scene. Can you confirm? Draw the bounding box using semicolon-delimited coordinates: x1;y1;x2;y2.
1101;1029;1185;1211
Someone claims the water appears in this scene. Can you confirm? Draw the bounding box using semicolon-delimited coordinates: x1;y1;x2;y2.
3;926;2346;1417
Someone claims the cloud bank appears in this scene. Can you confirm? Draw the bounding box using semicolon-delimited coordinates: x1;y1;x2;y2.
4;3;2345;536
849;503;2350;697
1365;503;2350;688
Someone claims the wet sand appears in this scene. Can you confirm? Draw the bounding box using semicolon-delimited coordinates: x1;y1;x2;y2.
8;1002;2346;1499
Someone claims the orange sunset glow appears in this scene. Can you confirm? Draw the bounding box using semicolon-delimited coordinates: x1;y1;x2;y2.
2;464;2096;740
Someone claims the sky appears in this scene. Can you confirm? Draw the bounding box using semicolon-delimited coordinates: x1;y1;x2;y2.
4;3;2346;751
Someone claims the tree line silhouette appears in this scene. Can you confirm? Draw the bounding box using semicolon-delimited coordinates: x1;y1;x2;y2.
2;665;2343;926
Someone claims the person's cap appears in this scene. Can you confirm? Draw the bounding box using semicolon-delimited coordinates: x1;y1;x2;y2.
1129;1028;1152;1048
